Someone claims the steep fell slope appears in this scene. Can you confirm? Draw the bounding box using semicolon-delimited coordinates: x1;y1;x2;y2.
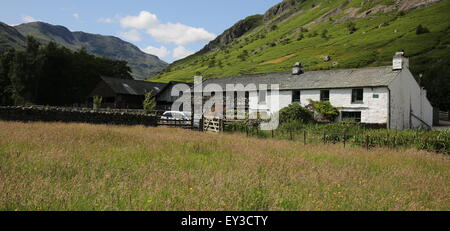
153;0;449;83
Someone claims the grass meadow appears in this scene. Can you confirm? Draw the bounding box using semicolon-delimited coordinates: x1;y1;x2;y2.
0;121;449;211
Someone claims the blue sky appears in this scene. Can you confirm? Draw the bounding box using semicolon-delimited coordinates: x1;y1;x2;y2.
1;0;281;63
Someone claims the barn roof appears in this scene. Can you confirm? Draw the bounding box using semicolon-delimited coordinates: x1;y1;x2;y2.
198;66;400;92
100;76;168;96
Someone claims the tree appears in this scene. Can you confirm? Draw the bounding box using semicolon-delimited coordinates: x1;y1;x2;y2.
8;37;45;105
347;22;357;34
321;29;329;39
307;100;339;122
418;57;450;112
26;36;40;56
93;96;102;109
0;50;15;105
143;91;157;113
416;24;430;34
0;36;134;106
279;103;314;124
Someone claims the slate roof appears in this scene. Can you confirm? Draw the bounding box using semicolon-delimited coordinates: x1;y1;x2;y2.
168;81;194;87
101;76;168;96
198;66;400;92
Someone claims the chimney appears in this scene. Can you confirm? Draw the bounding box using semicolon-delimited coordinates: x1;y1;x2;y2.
292;62;304;75
393;51;409;70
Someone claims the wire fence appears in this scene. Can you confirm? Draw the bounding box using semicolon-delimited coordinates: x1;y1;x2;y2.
224;123;450;154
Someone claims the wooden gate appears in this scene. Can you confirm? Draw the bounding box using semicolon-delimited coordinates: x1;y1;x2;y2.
202;116;223;133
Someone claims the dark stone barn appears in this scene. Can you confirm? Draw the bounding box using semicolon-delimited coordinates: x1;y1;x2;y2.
88;77;168;109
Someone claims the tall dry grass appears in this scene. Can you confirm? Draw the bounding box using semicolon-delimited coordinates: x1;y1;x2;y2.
0;121;449;211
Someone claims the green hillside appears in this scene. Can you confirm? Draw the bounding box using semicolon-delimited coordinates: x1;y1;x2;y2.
152;0;450;86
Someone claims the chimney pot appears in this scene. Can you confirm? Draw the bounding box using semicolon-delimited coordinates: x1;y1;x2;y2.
292;62;303;75
393;52;409;70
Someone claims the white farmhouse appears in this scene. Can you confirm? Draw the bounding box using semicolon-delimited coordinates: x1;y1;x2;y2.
198;52;433;130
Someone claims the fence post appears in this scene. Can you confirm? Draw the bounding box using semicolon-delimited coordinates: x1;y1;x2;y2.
191;110;194;130
386;133;389;149
246;125;248;137
271;129;274;138
366;135;370;150
304;130;306;145
393;135;396;149
323;132;326;144
290;129;293;140
200;115;204;132
343;132;346;148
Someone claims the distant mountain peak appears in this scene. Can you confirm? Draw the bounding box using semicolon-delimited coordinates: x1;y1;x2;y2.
0;21;167;80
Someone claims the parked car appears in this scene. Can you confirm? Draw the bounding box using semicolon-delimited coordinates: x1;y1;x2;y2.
160;111;197;126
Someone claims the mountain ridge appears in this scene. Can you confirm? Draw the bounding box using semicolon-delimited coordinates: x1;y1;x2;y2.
0;21;168;80
0;22;26;50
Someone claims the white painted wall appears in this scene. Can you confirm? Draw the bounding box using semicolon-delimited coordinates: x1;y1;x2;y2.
225;66;433;130
388;68;433;130
248;90;292;114
248;87;390;125
158;84;191;103
328;88;389;124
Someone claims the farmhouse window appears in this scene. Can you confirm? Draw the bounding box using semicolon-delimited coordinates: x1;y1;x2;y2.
258;90;267;104
352;89;364;103
342;111;361;122
320;90;330;102
245;92;250;108
292;90;301;103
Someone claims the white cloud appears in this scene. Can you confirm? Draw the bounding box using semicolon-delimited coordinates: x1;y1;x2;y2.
98;17;114;23
119;29;141;42
120;11;159;29
148;23;216;45
172;45;194;60
22;15;37;23
141;46;170;58
119;11;216;45
72;13;80;20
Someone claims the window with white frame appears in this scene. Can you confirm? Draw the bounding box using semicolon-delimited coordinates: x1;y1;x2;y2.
320;90;330;102
292;90;301;103
351;89;364;104
341;111;362;122
258;90;267;104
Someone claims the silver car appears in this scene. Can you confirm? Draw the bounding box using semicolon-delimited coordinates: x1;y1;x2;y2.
160;111;193;126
